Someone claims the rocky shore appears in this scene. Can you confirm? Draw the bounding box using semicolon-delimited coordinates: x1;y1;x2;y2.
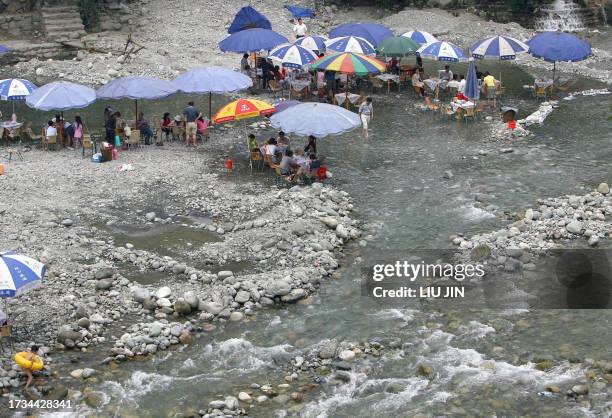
0;140;360;401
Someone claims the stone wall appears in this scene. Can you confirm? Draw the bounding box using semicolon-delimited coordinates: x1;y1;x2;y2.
0;12;40;36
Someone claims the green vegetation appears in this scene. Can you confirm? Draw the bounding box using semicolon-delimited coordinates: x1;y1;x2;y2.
78;0;101;31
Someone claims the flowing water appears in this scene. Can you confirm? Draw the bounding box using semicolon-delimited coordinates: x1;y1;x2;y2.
536;0;586;32
3;59;612;417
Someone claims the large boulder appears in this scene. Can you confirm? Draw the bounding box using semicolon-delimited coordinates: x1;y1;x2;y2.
132;287;151;303
183;291;199;309
199;301;224;315
173;299;192;316
266;280;291;296
156;286;172;299
57;330;83;344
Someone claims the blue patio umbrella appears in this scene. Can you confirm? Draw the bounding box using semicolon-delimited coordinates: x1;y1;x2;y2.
285;5;315;19
0;251;45;298
173;66;253;119
228;6;272;34
96;76;177;117
219;28;289;53
527;32;591;86
0;45;10;53
329;22;393;47
464;58;480;102
25;81;96;111
270;102;361;138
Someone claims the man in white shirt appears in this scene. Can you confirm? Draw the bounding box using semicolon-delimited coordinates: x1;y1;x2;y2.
293;18;307;39
458;75;466;95
439;65;453;81
45;121;57;137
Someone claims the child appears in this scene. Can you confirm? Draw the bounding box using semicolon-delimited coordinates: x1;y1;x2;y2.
23;345;40;390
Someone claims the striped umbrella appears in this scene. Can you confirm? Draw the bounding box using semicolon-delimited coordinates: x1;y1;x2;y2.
464;58;480;101
0;78;37;114
213;98;275;124
294;35;328;52
417;41;467;62
0;251;45;297
471;35;529;60
401;30;438;45
269;43;318;68
325;36;376;56
310;52;386;75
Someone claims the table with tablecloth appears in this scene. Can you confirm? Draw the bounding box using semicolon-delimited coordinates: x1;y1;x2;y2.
290;79;311;91
450;100;475;112
423;78;448;92
376;74;400;93
335;92;361;107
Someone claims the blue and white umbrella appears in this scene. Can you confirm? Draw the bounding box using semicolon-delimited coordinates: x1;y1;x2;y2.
325;36;376;56
269;43;318;68
401;30;438;45
0;79;37;101
417;41;467;62
294;35;328;52
464;58;480;101
0;252;45;297
471;35;529;60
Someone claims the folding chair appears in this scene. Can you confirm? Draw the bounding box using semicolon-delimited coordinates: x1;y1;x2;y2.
82;134;94;156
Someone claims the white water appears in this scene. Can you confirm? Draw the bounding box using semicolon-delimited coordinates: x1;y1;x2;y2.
537;0;586;32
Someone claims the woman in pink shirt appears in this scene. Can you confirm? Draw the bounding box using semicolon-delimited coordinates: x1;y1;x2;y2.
73;116;84;147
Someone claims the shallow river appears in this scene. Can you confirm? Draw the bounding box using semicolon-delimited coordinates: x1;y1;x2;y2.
3;53;612;417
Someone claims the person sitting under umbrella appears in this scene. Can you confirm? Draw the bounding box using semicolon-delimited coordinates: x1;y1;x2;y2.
137;112;154;145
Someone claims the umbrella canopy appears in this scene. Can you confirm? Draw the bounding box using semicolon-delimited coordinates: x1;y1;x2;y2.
400;30;438;45
294;35;328;52
325;36;376;56
527;31;591;63
25;81;96;111
329;22;393;47
213;98;275;124
0;79;37;101
269;43;318;68
273;100;301;114
310;52;386;75
417;41;467;62
270;102;361;138
219;28;289;53
285;5;315;19
0;45;10;53
173;67;252;94
96;76;177;100
0;251;45;297
228;6;271;34
471;35;529;60
377;36;420;57
464;58;480;101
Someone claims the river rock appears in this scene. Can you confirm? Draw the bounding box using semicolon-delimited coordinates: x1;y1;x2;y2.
156;298;172;308
69;369;83;379
588;235;599;246
318;340;338;359
334;371;351;383
338;350;356;361
58;330;83;344
149;323;162;337
75;305;89;319
225;396;239;410
320;217;338;229
171;263;186;274
238;392;252;402
77;318;91;329
94;268;114;280
61;219;73;227
145;212;156;221
229;311;244;321
156;286;172;299
173;299;192;316
183;291;199;308
335;224;349;239
179;330;193;344
566;221;582;234
597;183;609;195
84;391;105;408
209;400;225;409
280;288;306;302
267;280;291;296
235;290;251;304
417;363;434;378
199;301;223;315
96;279;112;290
571;384;589;395
217;270;234;279
132;287;150;303
81;368;96;378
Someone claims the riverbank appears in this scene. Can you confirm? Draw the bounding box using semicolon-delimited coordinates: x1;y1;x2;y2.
0;139;361;402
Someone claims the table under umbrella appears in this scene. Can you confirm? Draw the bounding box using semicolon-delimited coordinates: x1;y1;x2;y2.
96;76;177;118
173;67;253;120
212;98;276;171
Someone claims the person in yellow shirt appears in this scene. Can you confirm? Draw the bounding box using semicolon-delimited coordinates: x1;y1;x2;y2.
483;71;497;105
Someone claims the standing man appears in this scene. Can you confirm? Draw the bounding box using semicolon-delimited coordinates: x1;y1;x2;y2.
359;97;373;138
183;101;201;148
293;18;308;39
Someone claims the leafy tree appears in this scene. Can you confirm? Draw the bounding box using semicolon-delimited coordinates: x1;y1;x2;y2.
78;0;101;31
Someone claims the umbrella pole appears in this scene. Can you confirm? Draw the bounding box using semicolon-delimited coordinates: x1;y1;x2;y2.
135;99;138;121
209;92;212;122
